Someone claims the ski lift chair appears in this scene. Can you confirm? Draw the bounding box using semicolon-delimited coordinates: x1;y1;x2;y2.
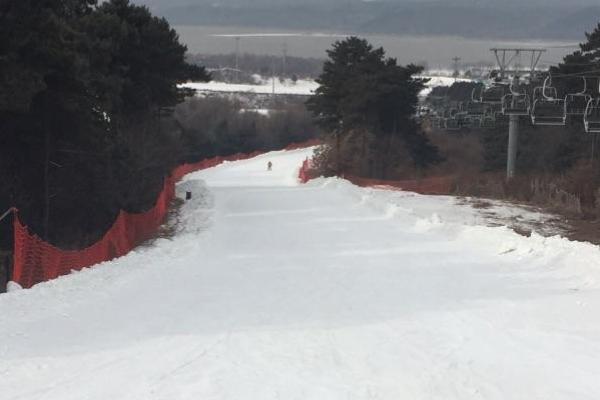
444;117;461;131
470;85;484;103
565;77;592;116
466;101;485;117
462;115;476;129
533;85;558;102
480;117;496;129
502;79;530;116
486;102;503;116
584;98;600;134
530;76;566;126
480;84;506;104
455;111;471;128
479;110;496;128
470;115;483;127
503;93;530;116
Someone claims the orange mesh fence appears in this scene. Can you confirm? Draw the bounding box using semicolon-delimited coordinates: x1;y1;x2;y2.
298;158;311;184
13;177;176;289
11;140;319;289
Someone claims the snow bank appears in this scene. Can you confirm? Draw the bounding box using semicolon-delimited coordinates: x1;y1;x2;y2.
6;281;22;292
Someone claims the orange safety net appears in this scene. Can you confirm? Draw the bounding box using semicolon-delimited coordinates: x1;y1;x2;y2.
12;140;319;289
13;177;177;289
298;158;311;184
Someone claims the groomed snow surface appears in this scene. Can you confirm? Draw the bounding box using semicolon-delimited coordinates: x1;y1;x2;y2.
2;148;600;399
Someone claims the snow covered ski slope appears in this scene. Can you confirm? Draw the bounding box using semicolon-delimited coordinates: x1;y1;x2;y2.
2;147;600;399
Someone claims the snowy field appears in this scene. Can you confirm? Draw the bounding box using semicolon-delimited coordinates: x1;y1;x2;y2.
2;148;600;399
180;74;470;98
181;77;319;96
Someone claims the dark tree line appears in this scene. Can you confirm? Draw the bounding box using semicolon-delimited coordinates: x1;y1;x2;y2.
0;0;211;249
175;97;319;161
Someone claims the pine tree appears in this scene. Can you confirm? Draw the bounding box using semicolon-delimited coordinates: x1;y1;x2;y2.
307;37;441;177
546;22;600;171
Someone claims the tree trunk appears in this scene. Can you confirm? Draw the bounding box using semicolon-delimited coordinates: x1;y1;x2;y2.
336;131;341;175
44;127;50;241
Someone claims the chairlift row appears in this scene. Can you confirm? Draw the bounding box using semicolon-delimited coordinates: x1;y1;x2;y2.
467;75;600;134
433;108;498;131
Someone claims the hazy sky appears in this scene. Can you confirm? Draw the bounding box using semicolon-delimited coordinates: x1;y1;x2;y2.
129;0;596;66
135;0;600;8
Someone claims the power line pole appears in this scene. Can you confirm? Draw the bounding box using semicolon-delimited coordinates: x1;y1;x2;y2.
282;41;288;78
452;57;461;81
234;36;240;83
271;61;275;96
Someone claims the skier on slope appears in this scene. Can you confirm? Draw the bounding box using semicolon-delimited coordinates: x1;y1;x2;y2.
267;161;272;171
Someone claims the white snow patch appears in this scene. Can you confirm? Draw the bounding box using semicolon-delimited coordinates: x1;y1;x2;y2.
182;75;469;99
240;108;271;116
180;78;318;96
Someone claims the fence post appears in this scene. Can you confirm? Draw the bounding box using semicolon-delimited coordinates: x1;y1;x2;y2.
0;208;16;293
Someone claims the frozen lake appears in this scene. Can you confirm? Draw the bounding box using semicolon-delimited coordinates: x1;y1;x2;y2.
176;25;578;68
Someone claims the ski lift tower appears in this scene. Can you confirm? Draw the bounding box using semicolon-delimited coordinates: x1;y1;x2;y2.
490;48;546;179
490;48;546;80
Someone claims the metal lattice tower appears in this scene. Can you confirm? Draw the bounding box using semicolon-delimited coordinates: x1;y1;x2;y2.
490;48;546;79
489;48;547;180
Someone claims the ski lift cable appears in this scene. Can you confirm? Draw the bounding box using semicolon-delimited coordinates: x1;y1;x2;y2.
544;44;580;49
544;69;600;78
541;60;600;67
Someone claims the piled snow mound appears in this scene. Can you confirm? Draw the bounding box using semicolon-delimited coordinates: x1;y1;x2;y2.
306;176;600;289
6;281;22;292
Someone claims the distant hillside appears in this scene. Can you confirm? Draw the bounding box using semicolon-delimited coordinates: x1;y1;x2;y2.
134;0;600;41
